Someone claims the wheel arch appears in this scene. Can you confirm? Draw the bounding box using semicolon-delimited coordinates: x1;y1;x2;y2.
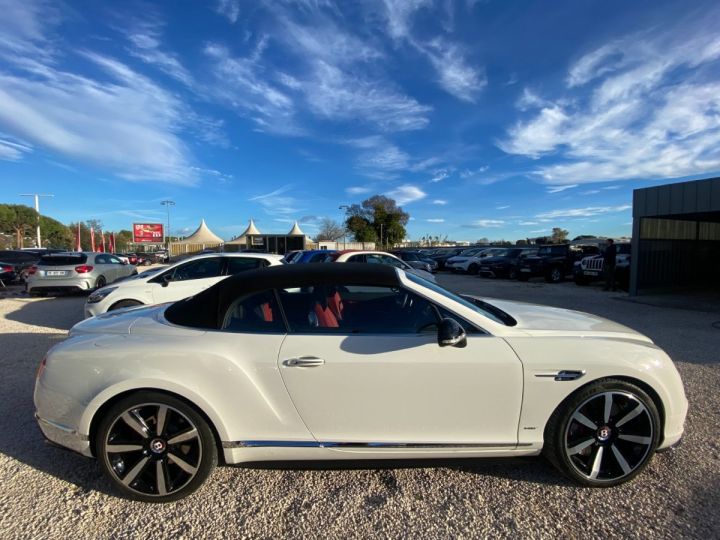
542;375;666;443
108;298;145;311
85;385;228;463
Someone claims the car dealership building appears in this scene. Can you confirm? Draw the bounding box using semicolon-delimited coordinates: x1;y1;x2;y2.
630;176;720;295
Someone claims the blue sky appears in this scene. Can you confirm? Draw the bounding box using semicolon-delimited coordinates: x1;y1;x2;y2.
1;0;719;242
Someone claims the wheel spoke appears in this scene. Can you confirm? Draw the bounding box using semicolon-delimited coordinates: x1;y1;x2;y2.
168;427;198;445
156;405;168;437
611;444;632;475
567;438;595;456
122;457;149;486
589;446;604;479
615;404;644;428
156;460;168;496
121;412;150;438
618;434;651;445
168;453;197;475
572;412;597;430
107;444;143;453
604;393;613;423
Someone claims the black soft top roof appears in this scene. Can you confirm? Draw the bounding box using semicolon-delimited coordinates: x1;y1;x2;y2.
164;262;400;329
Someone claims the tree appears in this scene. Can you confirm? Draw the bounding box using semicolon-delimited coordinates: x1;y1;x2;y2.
0;204;38;248
314;218;345;242
515;239;528;246
551;227;569;243
39;215;72;249
344;195;409;248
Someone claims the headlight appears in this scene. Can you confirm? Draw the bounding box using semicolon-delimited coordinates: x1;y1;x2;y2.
87;286;118;304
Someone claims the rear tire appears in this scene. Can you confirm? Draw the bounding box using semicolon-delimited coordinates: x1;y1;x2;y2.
468;263;479;275
109;299;144;311
545;266;563;283
95;276;107;289
95;391;217;503
544;378;660;487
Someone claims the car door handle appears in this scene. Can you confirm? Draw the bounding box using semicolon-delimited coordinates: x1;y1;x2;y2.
283;356;325;367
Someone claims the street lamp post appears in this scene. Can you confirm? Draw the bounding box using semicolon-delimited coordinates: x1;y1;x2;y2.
20;193;54;248
338;205;349;249
160;200;175;253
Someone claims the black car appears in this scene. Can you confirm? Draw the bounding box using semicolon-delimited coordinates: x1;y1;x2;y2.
0;250;45;283
477;248;537;279
517;244;600;283
430;248;465;270
392;251;438;273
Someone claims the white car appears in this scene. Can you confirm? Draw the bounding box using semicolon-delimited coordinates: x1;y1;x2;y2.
447;248;506;274
26;252;137;295
328;250;436;282
444;247;487;272
35;263;687;502
84;253;282;317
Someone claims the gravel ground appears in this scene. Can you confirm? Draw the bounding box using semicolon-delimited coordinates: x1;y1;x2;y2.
0;274;719;539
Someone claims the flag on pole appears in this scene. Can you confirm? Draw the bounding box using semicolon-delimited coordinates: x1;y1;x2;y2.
109;232;115;253
76;223;82;252
99;230;106;253
90;227;96;252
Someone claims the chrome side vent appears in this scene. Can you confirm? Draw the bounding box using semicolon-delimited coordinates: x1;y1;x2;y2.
535;370;586;381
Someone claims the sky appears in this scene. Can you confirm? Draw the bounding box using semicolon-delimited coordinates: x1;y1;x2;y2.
1;0;719;242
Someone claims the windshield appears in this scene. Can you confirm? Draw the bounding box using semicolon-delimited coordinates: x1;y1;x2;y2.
405;272;514;326
459;248;481;256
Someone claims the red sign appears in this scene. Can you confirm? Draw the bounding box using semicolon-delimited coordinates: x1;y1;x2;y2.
133;223;164;243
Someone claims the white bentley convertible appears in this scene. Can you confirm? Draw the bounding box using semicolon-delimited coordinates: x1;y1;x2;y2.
34;264;687;502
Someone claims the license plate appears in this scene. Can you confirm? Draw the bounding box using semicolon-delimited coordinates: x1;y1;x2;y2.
585;271;599;276
46;270;67;276
520;268;531;272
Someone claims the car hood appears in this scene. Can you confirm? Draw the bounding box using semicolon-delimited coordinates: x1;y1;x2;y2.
468;296;652;342
69;304;201;337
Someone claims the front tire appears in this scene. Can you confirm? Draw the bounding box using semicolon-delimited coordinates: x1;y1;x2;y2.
544;379;660;487
95;391;218;503
468;263;479;275
95;276;107;289
545;266;563;283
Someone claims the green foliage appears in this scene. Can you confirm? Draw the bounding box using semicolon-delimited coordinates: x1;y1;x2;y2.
551;227;569;243
40;215;73;249
0;204;39;248
344;195;409;247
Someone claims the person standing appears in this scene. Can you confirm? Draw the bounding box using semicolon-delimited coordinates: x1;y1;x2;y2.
603;238;617;291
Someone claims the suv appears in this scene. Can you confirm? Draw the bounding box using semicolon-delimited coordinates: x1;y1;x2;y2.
517;244;600;283
478;248;537;279
574;243;631;288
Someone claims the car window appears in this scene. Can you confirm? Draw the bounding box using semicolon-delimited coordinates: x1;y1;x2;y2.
307;252;329;263
277;285;440;334
380;255;408;269
108;255;123;264
347;254;366;263
95;254;110;264
226;257;263;275
172;257;223;281
221;290;285;333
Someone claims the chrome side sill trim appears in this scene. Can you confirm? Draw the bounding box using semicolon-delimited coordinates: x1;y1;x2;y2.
223;441;532;449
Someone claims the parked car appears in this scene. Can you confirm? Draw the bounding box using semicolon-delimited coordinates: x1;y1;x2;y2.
328;250;436;282
26;252;137;296
281;250;302;263
447;248;504;274
84;252;283;317
478;248;538;279
430;247;465;270
444;247;488;272
152;250;170;263
575;243;632;288
35;263;687;502
0;249;43;282
517;244;600;283
292;249;337;264
391;251;438;273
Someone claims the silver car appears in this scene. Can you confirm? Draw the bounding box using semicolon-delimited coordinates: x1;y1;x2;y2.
26;252;136;296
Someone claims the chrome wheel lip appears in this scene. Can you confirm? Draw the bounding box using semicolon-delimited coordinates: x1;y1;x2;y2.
103;402;202;498
563;391;654;482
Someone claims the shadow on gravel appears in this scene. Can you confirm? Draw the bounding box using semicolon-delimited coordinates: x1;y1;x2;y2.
235;455;573;487
4;296;85;331
0;331;113;497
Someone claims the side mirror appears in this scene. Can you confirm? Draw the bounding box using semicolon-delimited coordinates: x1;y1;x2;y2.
438;318;467;348
161;273;173;287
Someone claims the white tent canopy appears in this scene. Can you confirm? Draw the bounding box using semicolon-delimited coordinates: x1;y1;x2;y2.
287;221;304;235
176;219;224;244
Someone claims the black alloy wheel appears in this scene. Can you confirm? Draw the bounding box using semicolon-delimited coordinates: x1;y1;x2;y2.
96;392;217;502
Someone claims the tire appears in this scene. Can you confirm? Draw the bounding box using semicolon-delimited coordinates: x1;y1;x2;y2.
545;266;563;283
95;276;107;289
508;269;517;280
95;391;218;503
468;263;479;275
109;299;144;311
543;378;661;487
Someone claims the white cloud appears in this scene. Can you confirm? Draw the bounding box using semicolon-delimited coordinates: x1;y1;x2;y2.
496;205;510;210
0;137;32;161
519;221;539;226
216;0;241;23
126;23;194;87
536;205;631;219
470;219;505;228
546;184;578;193
459;166;489;179
430;169;450;182
500;16;720;184
346;186;371;195
386;184;427;204
432;199;448;205
421;38;486;103
380;0;431;39
346;135;412;174
426;218;445;223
